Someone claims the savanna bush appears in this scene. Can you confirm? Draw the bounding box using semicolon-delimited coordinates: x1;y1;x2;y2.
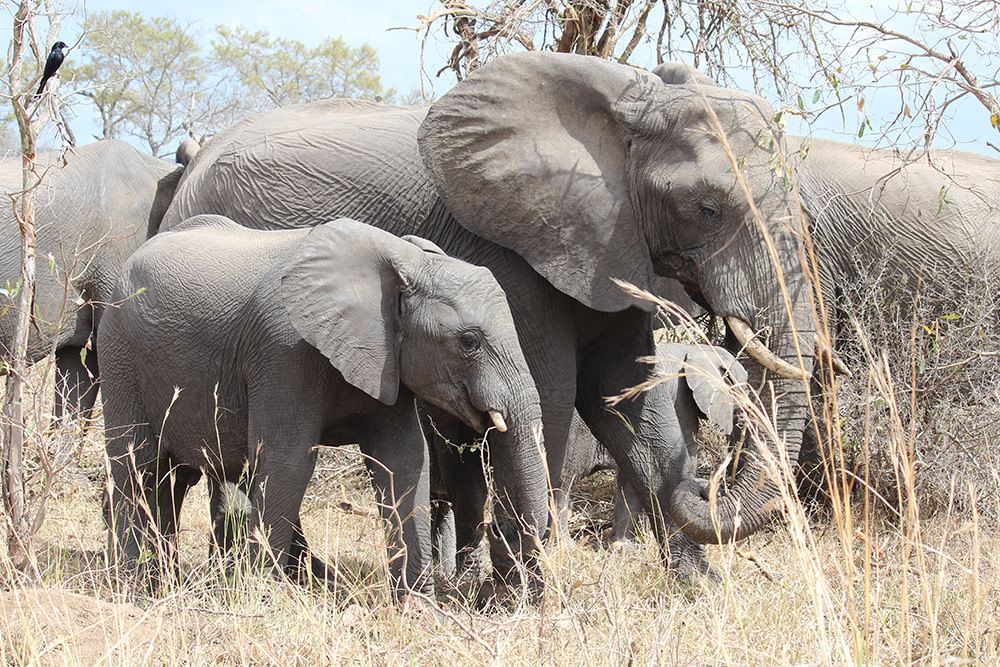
828;258;1000;519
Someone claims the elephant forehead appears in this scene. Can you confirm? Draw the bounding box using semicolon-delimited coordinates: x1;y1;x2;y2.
413;265;511;324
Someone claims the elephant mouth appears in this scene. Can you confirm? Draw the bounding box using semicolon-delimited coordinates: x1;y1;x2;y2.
652;253;700;288
472;405;509;434
443;383;504;435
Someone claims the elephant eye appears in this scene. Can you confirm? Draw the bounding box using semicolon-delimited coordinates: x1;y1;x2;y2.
459;331;481;354
698;203;719;220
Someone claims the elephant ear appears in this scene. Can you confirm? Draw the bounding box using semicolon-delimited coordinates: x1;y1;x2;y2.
682;346;748;435
401;234;447;256
282;218;424;405
418;52;667;313
651;62;719;87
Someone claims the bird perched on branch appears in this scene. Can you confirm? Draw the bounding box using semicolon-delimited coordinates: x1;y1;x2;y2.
35;41;68;98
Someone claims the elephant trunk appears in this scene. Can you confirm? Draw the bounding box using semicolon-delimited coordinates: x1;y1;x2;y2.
671;221;816;543
477;370;549;597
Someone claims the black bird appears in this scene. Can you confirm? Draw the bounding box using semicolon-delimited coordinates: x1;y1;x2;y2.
35;41;68;98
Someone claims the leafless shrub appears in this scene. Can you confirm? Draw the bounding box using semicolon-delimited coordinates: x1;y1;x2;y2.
832;257;1000;519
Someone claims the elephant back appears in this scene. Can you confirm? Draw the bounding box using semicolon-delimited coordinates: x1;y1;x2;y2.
794;136;1000;289
162;100;441;237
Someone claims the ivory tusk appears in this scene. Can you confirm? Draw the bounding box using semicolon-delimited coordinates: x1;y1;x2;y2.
488;409;508;433
725;316;811;381
814;338;852;377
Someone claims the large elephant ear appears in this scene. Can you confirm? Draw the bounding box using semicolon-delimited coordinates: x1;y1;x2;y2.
418;52;667;313
682;346;748;435
282;218;424;405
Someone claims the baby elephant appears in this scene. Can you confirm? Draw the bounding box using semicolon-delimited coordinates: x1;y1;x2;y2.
99;215;545;599
430;342;747;579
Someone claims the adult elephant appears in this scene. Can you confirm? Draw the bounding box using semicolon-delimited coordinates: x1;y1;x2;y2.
0;140;184;421
162;54;824;575
651;63;1000;495
651;61;1000;308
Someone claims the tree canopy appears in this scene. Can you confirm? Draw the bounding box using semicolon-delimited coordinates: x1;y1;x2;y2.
62;10;394;157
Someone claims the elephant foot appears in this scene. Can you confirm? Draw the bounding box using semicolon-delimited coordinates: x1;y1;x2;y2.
435;547;486;603
398;592;445;623
473;562;545;612
665;531;721;585
473;574;524;612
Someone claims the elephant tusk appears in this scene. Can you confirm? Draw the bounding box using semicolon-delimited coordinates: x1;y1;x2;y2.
814;337;852;377
488;409;508;433
726;316;811;382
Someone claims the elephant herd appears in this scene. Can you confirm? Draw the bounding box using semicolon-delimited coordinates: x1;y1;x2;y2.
4;52;999;604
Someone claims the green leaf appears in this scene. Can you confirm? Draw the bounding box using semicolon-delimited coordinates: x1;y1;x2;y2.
812;89;822;104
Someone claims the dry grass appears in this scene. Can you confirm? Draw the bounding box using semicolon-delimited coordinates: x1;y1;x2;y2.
0;404;998;666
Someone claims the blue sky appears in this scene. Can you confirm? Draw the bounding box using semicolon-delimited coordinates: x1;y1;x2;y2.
33;1;1000;156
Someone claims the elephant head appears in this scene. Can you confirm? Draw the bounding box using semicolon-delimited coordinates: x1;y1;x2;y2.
418;52;818;543
282;219;548;560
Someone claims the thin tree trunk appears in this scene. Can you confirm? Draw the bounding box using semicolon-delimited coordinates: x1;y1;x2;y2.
2;0;59;575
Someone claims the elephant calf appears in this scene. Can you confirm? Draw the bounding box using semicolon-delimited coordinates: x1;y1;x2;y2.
99;215;547;600
430;341;748;579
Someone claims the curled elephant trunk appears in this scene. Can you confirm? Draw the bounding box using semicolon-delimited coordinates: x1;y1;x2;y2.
668;457;782;544
671;301;815;544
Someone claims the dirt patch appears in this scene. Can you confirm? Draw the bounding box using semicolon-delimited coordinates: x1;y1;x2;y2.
0;588;167;666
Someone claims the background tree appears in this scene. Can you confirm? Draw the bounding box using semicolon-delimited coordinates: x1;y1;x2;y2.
67;10;217;157
63;12;394;155
210;25;394;118
1;0;72;575
413;0;999;151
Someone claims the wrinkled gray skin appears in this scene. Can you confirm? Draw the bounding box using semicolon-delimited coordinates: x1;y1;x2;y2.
100;215;544;599
431;343;748;577
0;140;183;421
652;63;1000;496
161;53;817;578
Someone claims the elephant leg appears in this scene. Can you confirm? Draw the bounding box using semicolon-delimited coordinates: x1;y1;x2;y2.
142;459;200;586
54;345;99;425
360;399;434;600
284;513;336;586
610;476;645;544
208;478;253;559
796;375;837;510
105;420;169;593
245;444;318;578
425;407;487;579
450;451;487;578
431;499;457;578
156;459;201;540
